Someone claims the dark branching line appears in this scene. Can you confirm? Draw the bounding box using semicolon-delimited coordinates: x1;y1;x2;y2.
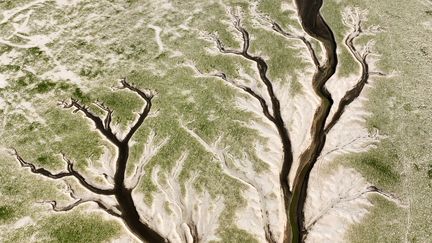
206;5;382;243
13;149;115;195
242;85;277;123
324;18;376;134
304;185;395;233
118;78;155;144
44;182;122;218
59;99;121;146
93;101;114;131
211;13;294;243
271;22;321;68
264;210;277;243
13;79;168;243
211;72;276;123
47;197;121;218
213;14;293;177
282;1;339;241
57;78;154;146
187;222;200;243
215;17;284;126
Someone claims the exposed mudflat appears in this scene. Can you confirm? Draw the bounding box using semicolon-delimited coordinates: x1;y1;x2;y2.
0;0;430;242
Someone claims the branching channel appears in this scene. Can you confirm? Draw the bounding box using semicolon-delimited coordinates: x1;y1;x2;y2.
13;79;168;243
205;2;385;243
10;2;392;243
210;12;295;242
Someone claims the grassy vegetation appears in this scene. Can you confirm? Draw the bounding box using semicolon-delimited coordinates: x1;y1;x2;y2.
6;107;104;168
0;206;15;223
249;27;308;81
321;1;359;77
3;213;121;243
40;214;121;243
323;0;432;241
1;1;268;240
217;227;259;243
0;154;121;241
338;140;401;191
1;0;430;242
347;195;405;243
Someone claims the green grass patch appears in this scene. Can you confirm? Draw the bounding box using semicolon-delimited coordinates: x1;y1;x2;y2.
347;195;405;243
0;205;15;222
341;142;401;191
41;213;120;243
